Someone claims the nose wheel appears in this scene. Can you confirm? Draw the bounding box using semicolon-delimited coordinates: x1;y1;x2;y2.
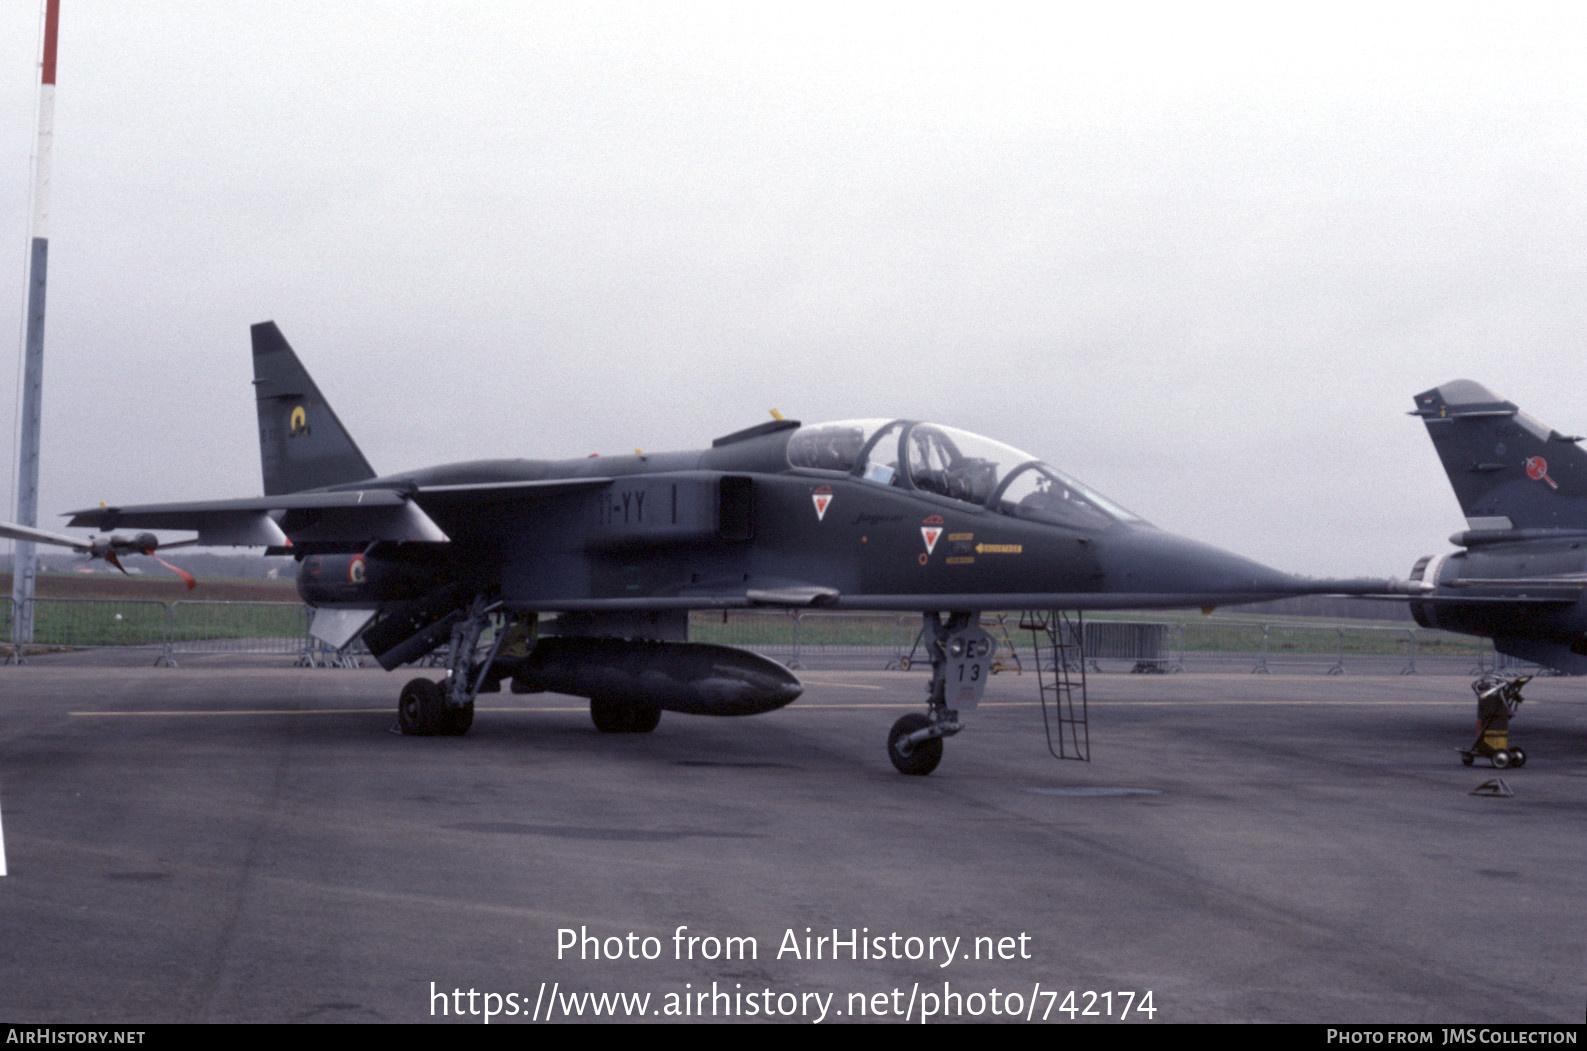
888;713;944;775
885;611;988;775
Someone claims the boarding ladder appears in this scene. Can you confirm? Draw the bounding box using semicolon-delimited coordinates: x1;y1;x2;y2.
1021;610;1090;761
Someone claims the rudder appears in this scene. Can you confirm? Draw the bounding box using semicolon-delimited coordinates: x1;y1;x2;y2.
252;321;376;495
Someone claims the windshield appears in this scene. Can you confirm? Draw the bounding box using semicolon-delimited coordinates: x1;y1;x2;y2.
993;462;1139;530
788;419;1140;527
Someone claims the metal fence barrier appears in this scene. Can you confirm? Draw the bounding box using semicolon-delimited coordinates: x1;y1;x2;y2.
0;599;1533;676
1169;617;1500;676
1084;621;1170;672
14;597;170;651
4;597;317;666
168;600;310;657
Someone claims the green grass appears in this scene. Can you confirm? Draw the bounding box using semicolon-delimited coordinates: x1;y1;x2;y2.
168;602;307;645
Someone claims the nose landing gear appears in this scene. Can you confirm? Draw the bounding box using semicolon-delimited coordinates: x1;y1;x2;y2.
886;612;991;775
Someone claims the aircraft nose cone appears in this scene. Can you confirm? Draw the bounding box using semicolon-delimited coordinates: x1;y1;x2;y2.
1097;527;1306;602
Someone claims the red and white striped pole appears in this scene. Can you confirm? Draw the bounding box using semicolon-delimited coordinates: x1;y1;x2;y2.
35;0;58;231
11;0;62;659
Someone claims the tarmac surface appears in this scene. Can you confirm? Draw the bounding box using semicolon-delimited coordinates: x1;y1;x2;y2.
1;655;1584;1024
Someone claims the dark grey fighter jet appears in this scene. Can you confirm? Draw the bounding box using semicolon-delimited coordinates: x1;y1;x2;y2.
9;323;1386;774
1408;380;1587;673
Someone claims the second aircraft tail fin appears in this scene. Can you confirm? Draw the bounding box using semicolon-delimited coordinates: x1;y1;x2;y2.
1413;379;1587;532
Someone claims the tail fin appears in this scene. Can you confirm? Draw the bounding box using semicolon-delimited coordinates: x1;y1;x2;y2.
1412;379;1587;531
252;322;376;495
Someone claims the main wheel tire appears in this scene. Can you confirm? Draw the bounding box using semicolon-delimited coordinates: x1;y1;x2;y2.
438;701;474;736
888;713;943;776
628;705;662;733
590;696;634;733
399;678;444;736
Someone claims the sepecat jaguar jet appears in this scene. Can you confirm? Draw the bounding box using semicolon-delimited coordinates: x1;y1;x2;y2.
3;323;1392;774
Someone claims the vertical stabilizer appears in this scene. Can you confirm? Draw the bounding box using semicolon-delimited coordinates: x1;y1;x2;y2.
252;322;376;495
1413;379;1587;532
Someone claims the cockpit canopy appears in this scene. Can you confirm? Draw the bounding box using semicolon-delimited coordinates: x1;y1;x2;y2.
786;419;1141;531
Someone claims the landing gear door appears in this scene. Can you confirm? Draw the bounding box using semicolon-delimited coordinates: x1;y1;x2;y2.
945;625;994;709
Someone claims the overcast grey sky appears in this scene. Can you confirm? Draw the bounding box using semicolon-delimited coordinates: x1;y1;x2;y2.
3;2;1586;580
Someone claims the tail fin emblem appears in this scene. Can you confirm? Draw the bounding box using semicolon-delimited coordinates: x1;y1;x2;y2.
1525;456;1558;489
289;405;310;437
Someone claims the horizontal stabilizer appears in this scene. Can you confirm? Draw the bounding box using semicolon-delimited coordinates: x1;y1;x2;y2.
66;504;287;546
67;489;447;546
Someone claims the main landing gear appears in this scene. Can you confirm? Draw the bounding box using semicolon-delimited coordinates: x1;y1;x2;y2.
395;602;666;737
397;597;510;737
398;677;473;735
887;611;994;775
